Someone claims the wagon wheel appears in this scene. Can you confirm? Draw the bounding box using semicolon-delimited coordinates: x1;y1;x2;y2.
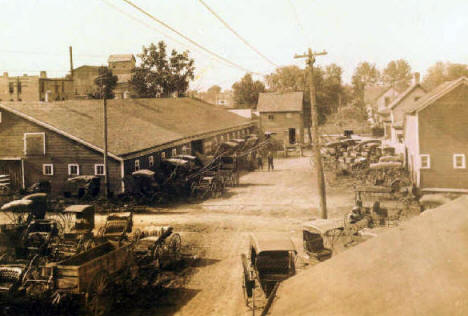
168;233;182;254
87;271;112;316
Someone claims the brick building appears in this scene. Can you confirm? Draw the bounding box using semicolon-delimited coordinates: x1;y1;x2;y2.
0;98;255;195
0;71;73;102
72;65;101;98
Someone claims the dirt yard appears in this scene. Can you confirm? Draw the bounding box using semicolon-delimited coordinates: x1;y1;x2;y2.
105;154;356;316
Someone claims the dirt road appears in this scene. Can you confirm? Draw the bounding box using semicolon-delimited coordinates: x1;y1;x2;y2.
114;154;355;316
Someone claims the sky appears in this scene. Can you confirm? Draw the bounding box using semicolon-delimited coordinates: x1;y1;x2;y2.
0;0;467;91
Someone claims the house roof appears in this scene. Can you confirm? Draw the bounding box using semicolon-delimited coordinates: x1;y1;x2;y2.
107;54;135;63
270;196;468;316
406;77;468;114
364;85;389;105
389;83;426;110
0;98;253;158
257;92;303;112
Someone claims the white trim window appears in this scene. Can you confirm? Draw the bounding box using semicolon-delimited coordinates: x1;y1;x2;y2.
42;164;54;176
68;163;80;176
161;152;166;159
95;164;105;176
420;154;430;169
0;111;2;123
453;154;466;169
148;155;154;168
134;159;140;171
171;148;177;157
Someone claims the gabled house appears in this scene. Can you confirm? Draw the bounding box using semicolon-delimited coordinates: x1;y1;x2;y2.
257;92;304;146
387;73;426;149
404;76;468;192
375;86;401;133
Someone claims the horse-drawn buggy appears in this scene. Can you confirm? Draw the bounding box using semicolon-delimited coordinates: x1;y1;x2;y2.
63;176;101;199
302;218;344;262
241;233;296;310
97;211;133;243
190;175;224;200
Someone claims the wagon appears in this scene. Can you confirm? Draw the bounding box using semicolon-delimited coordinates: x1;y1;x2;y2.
63;175;101;199
303;218;344;261
97;212;133;242
53;205;96;260
241;233;296;309
47;241;136;314
190;176;224;199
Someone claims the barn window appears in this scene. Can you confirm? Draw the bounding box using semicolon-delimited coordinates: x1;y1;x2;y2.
268;114;274;120
148;155;154;167
161;152;166;159
420;154;430;169
171;148;177;156
453;154;466;169
42;164;54;176
24;133;46;156
68;164;80;176
8;82;14;94
134;159;140;171
95;164;105;176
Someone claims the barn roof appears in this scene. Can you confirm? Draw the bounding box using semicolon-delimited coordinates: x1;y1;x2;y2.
257;92;303;112
406;76;468;114
270;196;468;316
0;98;253;158
107;54;135;63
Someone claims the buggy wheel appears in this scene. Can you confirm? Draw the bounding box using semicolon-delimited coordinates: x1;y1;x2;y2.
87;271;112;316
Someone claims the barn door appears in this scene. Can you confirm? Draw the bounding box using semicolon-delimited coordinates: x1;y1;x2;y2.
0;160;22;192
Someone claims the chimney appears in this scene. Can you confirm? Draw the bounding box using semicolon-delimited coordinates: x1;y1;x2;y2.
40;71;47;78
414;72;420;85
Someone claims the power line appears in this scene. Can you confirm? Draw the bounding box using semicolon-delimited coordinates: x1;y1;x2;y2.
120;0;262;75
198;0;278;68
287;0;313;47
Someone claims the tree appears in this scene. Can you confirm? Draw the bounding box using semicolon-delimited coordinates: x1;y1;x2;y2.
423;62;468;90
265;66;305;92
351;62;381;102
232;73;265;108
382;59;412;91
130;41;195;98
207;85;222;94
93;66;118;99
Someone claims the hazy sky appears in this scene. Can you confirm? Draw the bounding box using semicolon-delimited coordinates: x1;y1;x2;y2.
0;0;466;90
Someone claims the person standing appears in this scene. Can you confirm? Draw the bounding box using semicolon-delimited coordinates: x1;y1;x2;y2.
257;154;263;170
267;151;274;171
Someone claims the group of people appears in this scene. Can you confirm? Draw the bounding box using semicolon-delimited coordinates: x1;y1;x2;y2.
256;151;274;172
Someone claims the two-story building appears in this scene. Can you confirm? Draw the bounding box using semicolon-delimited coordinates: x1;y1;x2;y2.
404;76;468;192
0;98;255;195
257;92;304;146
387;73;426;152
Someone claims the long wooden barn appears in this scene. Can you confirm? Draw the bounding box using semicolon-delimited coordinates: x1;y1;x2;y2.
0;98;256;195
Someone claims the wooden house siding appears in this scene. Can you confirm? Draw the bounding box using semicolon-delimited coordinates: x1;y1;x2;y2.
0;110;122;194
259;112;304;145
418;85;468;189
404;114;419;184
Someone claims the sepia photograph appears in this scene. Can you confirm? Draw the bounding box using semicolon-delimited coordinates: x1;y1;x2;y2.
0;0;467;315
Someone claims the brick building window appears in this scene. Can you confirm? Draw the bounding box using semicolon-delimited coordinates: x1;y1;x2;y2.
420;154;430;169
148;155;154;167
17;81;21;93
95;164;105;176
453;154;466;169
68;164;80;176
134;159;140;171
8;82;14;94
42;164;54;176
268;114;274;120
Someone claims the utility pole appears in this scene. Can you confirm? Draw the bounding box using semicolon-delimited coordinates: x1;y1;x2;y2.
69;46;74;80
98;75;110;198
294;48;328;219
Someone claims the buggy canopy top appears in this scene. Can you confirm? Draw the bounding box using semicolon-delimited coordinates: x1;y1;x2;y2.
249;233;296;254
132;169;155;177
303;218;344;235
1;199;32;211
64;204;94;213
